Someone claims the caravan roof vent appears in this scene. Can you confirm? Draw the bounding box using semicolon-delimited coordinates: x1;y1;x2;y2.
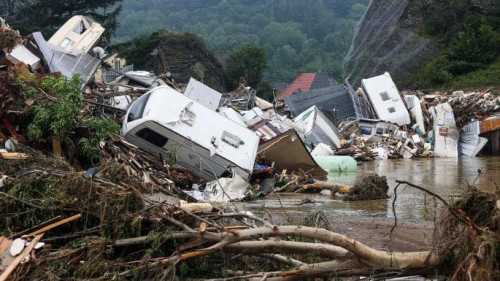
222;131;243;148
380;91;390;101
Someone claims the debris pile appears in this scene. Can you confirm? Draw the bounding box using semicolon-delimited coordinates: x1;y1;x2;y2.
0;25;22;53
331;73;500;160
343;174;390;201
435;186;500;280
1;14;499;281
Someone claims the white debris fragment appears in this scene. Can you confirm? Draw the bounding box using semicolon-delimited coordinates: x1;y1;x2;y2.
9;238;25;257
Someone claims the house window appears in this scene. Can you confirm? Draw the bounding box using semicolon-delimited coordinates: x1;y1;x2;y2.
136;128;168;147
388;107;396;113
380;91;390;101
114;59;121;70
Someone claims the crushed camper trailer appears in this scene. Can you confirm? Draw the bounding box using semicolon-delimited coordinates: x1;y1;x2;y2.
1;14;500;281
122;85;259;181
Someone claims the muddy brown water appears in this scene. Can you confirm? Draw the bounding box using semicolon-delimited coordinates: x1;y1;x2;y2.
228;157;499;280
236;157;500;222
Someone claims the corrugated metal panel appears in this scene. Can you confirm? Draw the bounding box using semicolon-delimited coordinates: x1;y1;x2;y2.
102;65;134;83
345;79;370;119
284;85;356;125
32;32;100;86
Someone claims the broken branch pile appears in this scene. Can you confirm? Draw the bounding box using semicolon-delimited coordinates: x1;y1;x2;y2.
1;15;499;281
2;143;497;280
435;186;500;281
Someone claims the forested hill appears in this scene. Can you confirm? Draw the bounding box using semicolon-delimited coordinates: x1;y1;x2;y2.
116;0;369;83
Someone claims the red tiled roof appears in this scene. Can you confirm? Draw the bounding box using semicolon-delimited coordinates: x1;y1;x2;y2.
276;73;316;100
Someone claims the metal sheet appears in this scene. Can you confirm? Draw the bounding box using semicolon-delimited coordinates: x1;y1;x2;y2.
184;77;222;111
257;130;327;179
32;32;101;86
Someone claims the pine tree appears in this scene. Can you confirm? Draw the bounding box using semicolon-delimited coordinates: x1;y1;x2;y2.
7;0;122;39
0;0;25;18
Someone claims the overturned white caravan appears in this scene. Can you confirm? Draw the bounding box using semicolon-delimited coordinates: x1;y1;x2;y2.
361;72;410;126
122;86;259;180
48;15;105;55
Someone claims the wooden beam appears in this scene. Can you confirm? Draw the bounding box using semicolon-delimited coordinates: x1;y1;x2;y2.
0;233;44;281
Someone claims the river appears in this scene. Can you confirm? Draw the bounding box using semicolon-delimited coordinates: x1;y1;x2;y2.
237;156;500;223
228;157;500;280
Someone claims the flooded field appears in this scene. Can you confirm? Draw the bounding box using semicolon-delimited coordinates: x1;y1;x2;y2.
238;157;500;223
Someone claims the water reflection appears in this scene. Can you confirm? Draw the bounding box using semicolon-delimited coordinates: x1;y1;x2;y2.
245;157;500;222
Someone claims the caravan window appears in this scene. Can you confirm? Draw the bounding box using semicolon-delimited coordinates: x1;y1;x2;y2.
136;128;168;147
59;38;71;48
114;59;121;70
127;93;150;122
359;126;372;135
388;107;396;113
380;91;390;101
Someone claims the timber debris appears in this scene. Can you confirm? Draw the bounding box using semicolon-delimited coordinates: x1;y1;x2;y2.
0;15;499;281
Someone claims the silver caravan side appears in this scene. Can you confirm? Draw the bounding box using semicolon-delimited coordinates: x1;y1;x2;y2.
294;105;341;149
122;86;259;180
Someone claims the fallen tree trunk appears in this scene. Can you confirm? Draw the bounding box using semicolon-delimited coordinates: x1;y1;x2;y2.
181;225;439;269
294;182;350;194
111;221;439;280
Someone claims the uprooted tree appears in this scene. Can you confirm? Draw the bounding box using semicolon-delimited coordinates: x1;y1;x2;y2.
0;143;498;280
1;20;498;280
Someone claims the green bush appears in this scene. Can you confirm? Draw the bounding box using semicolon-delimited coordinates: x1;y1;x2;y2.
77;118;120;165
410;6;500;89
18;74;82;140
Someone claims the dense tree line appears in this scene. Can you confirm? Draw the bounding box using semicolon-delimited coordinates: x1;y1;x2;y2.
409;2;500;88
0;0;122;40
116;0;369;84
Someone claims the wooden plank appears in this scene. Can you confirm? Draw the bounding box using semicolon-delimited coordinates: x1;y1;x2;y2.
480;117;500;133
0;234;44;281
0;237;12;255
21;214;81;238
0;152;29;160
0;236;14;273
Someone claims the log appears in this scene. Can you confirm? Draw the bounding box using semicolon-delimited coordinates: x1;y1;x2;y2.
184;225;438;270
179;201;213;214
295;182;350;194
52;137;62;157
0;152;29;160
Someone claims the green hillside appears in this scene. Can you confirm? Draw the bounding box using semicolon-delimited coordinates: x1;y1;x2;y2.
116;0;369;83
